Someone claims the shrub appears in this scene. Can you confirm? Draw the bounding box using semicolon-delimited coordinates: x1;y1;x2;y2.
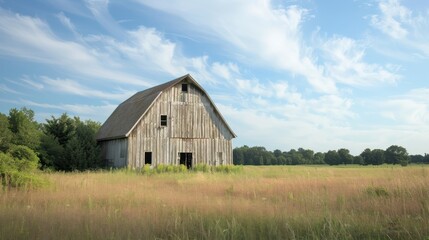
7;145;39;171
194;164;209;172
0;151;46;189
141;164;152;174
213;165;243;173
156;164;166;173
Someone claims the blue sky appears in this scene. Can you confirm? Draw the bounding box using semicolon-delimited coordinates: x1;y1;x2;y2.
0;0;428;154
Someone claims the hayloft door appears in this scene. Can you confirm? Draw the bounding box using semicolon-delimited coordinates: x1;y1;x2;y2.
179;152;192;169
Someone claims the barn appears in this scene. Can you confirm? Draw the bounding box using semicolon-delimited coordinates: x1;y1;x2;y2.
96;74;236;169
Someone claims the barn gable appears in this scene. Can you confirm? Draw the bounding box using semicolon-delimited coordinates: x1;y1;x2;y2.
96;74;236;168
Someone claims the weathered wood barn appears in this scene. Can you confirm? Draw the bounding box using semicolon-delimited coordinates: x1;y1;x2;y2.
96;74;236;168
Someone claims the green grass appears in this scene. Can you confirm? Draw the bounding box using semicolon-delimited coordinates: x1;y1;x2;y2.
1;165;429;239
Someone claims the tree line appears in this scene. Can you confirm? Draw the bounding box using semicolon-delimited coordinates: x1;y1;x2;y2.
233;145;429;166
0;107;102;171
2;107;428;174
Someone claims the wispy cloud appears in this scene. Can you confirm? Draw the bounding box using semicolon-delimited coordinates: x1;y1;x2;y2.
134;0;335;93
56;11;77;34
380;88;429;125
322;36;400;86
21;76;44;90
371;0;429;57
371;0;411;39
20;99;117;121
135;0;400;93
0;84;22;95
41;76;135;101
0;7;149;86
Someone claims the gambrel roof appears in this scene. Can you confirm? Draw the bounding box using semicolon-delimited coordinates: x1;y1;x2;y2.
96;74;236;141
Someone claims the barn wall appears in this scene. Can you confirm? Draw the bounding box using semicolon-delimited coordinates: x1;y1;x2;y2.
127;81;233;168
100;138;128;167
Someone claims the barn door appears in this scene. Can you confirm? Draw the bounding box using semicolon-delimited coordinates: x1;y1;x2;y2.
179;152;192;169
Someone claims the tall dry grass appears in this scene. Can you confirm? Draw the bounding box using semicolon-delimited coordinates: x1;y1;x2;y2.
1;165;429;239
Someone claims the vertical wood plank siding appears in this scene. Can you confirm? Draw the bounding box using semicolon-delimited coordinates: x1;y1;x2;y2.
99;138;128;167
127;82;233;168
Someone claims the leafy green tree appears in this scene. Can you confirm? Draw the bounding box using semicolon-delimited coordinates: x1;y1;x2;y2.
353;155;364;165
8;108;41;150
371;149;385;165
233;147;244;165
338;148;353;165
0;113;13;152
410;154;424;163
324;150;340;165
385;145;409;165
39;134;65;169
313;152;325;164
360;148;372;165
273;149;282;158
7;145;39;171
64;119;101;171
44;113;75;146
277;155;287;165
299;148;314;164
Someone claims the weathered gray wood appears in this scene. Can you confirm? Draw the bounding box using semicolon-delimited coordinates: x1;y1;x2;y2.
99;138;128;167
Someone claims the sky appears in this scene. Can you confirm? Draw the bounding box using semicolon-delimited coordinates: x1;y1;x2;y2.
0;0;428;155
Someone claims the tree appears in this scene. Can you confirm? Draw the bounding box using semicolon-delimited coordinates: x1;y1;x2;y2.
44;113;75;146
8;108;41;150
299;148;314;164
64;119;101;171
360;148;372;165
353;155;364;165
371;149;385;165
233;148;244;165
313;152;325;164
385;145;409;166
324;150;341;165
39;134;65;169
338;148;353;165
0;113;13;152
289;149;304;165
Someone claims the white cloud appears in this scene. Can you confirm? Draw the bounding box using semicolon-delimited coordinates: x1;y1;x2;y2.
371;0;429;57
136;0;337;93
0;84;21;95
20;99;117;121
21;76;44;90
56;12;77;34
380;88;429;125
323;36;400;86
84;0;125;37
211;62;239;80
40;76;135;101
0;8;149;86
371;0;411;39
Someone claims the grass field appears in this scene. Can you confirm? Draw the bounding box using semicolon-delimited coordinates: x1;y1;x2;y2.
1;165;429;239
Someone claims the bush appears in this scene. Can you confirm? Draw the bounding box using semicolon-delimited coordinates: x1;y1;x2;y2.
7;145;39;171
0;151;46;189
213;165;243;173
194;164;209;172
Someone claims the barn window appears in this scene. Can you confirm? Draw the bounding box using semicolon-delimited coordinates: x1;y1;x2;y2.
145;152;152;165
182;83;188;92
160;115;167;126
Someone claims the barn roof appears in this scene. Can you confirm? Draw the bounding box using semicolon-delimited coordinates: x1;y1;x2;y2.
96;74;236;141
